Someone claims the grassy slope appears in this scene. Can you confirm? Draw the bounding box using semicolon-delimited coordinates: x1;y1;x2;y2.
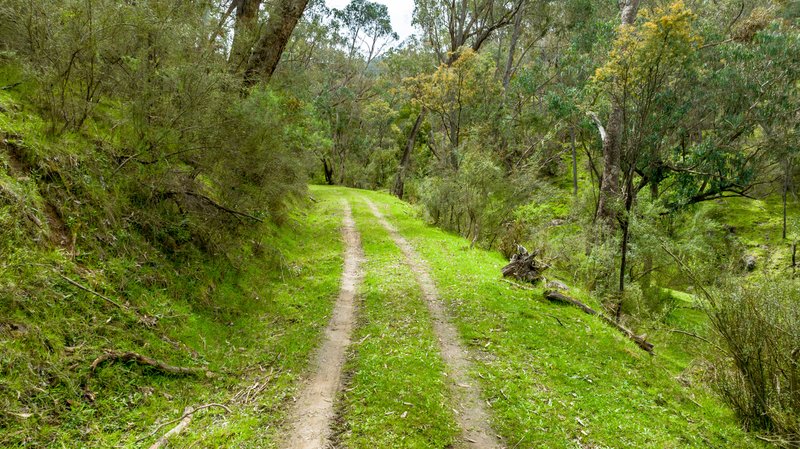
352;187;765;449
0;78;346;447
1;198;345;448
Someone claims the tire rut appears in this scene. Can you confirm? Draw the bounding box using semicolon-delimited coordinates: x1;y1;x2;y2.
364;198;502;449
281;201;364;449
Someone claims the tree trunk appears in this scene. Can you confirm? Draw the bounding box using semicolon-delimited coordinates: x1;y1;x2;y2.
571;125;578;196
392;111;425;199
244;0;309;87
596;106;623;227
229;0;263;72
595;0;640;230
783;157;792;239
322;158;334;185
502;6;524;90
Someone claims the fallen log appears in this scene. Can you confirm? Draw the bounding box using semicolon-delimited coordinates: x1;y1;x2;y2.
543;290;597;316
544;290;654;354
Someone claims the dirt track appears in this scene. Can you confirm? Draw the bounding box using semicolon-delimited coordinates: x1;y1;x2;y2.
281;201;364;449
365;198;501;449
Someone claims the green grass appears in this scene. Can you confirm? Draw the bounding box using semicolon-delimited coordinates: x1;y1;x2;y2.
1;188;345;447
329;189;459;448
352;187;765;449
696;195;799;273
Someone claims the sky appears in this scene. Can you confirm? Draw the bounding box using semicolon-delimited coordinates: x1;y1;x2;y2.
324;0;416;43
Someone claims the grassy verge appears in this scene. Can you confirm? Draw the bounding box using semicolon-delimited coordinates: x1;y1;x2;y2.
328;189;459;448
354;188;764;449
1;184;344;447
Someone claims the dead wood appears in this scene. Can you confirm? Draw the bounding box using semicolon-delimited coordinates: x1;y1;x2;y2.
148;406;193;449
501;245;549;284
58;274;126;310
89;351;203;377
544;290;654;354
141;403;231;448
83;350;207;402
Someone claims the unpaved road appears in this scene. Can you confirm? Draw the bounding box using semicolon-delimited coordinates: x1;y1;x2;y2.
365;199;502;449
282;201;364;449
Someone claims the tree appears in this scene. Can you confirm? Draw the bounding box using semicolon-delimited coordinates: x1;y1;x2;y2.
392;0;527;198
590;0;640;231
230;0;264;71
244;0;311;86
334;0;398;65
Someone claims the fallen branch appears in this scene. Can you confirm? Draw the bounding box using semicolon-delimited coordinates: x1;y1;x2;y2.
661;328;724;352
543;313;564;327
90;351;203;377
544;290;597;316
169;190;264;223
544;290;654;354
141;403;231;448
83;350;207;402
149;406;193;449
58;274;126;310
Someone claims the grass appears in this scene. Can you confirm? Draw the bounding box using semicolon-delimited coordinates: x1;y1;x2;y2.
329;189;459;448
1;164;773;449
352;187;766;449
1;187;345;447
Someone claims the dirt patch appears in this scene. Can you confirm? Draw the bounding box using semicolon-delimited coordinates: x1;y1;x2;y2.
2;135;31;175
2;136;72;250
364;199;502;449
44;201;72;250
281;201;364;449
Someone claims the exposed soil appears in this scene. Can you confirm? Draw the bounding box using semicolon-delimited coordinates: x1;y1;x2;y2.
281;201;364;449
365;199;502;449
3;136;72;250
44;201;72;249
1;134;29;175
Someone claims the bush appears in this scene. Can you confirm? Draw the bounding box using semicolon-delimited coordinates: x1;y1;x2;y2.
708;279;800;443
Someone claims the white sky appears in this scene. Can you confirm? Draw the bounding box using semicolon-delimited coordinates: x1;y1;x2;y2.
324;0;416;42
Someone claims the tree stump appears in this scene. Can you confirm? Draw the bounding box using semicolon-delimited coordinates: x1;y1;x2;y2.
501;245;549;284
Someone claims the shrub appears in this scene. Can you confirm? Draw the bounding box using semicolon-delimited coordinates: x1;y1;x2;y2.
708;279;800;443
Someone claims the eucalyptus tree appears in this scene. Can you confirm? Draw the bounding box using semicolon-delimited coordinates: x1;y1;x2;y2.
230;0;264;71
244;0;311;85
589;0;640;231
